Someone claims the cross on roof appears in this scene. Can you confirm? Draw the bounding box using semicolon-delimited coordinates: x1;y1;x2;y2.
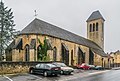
34;10;38;18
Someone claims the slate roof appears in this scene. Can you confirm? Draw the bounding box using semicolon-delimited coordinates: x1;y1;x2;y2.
86;10;105;22
13;38;22;49
19;18;107;57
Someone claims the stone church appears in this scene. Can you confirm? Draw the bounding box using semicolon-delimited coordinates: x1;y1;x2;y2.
6;10;112;67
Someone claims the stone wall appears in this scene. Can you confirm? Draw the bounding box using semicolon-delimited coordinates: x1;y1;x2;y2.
0;61;51;74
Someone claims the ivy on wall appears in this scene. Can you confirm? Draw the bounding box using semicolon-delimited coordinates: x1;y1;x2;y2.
37;37;50;61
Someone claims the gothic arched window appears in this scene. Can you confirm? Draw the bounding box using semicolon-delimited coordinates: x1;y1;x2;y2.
25;44;30;61
53;47;57;61
37;45;42;61
71;50;74;66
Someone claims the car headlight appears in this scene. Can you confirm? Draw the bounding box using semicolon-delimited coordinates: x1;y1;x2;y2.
63;69;74;71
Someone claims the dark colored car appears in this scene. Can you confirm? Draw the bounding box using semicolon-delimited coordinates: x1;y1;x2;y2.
95;66;104;70
52;62;74;75
29;63;61;76
89;65;96;70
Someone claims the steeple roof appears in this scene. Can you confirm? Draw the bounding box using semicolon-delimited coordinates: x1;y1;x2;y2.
86;10;105;22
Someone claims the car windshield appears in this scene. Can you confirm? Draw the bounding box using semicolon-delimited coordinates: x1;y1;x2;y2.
54;63;67;67
35;64;41;68
89;65;95;67
96;66;102;67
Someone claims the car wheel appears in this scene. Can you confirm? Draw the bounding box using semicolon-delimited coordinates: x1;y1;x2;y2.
60;70;64;74
55;74;59;76
29;69;33;74
43;71;48;77
68;72;71;75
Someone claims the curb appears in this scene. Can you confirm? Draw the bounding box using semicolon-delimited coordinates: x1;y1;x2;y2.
112;67;120;70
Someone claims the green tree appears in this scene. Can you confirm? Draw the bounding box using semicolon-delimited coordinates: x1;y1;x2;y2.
38;37;49;61
0;1;18;61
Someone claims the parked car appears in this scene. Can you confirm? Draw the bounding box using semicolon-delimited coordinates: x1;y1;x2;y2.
77;63;90;70
52;62;74;75
29;63;61;76
95;66;104;70
89;65;96;70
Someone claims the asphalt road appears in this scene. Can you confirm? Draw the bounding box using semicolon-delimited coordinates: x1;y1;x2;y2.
0;70;119;81
69;70;120;81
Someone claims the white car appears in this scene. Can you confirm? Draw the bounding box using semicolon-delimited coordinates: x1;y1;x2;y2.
89;65;95;70
53;62;74;75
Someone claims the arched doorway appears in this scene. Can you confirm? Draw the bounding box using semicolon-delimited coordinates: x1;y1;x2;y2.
89;49;94;65
53;47;57;62
108;58;110;68
78;47;85;64
37;45;42;61
104;61;106;67
25;44;30;61
102;58;104;67
113;59;114;67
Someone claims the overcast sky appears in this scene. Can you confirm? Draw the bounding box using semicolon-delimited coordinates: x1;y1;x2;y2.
3;0;120;53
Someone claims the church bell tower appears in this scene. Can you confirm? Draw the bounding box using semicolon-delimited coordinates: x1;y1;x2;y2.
86;10;105;50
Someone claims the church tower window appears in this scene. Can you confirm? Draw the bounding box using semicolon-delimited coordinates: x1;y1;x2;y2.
96;22;98;31
93;23;95;31
89;24;92;32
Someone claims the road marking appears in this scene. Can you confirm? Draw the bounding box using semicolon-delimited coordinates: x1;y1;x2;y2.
3;75;13;81
89;70;110;75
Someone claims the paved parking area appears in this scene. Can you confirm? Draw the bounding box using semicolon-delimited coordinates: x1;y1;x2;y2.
0;75;10;81
0;70;108;81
